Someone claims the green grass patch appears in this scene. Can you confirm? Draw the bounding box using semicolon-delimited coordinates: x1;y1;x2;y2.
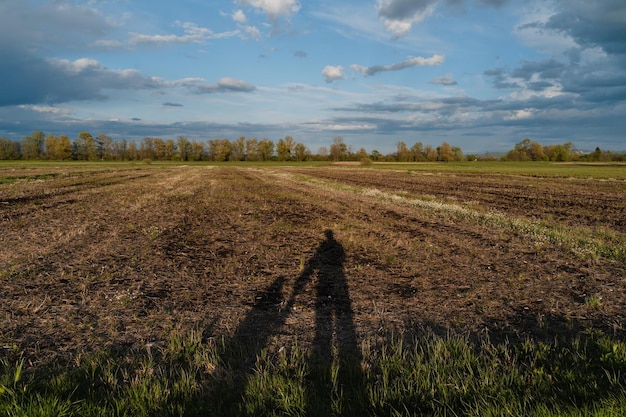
0;173;63;184
2;330;626;416
370;161;626;180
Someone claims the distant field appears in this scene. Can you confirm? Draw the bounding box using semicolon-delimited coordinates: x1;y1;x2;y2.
2;159;625;178
365;161;626;179
1;162;625;416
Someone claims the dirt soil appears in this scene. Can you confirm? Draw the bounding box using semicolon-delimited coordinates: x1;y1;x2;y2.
1;166;625;365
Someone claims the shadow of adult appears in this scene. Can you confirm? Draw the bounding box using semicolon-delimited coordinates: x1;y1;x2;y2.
303;230;364;415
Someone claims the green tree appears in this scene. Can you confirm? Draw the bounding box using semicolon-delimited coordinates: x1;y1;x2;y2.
503;149;523;161
245;138;259;161
424;145;437;161
0;138;21;159
153;138;166;160
258;138;275;161
545;142;573;162
356;147;368;161
164;139;176;160
452;145;464;161
139;137;156;160
396;141;410;162
529;141;546;161
190;141;206;161
74;132;97;160
58;135;73;160
177;136;192;161
208;139;231;161
293;143;309;161
277;136;295;161
46;134;72;160
231;136;246;161
96;133;113;160
45;134;60;160
585;147;611;162
21;131;45;159
505;138;531;161
410;142;424;161
114;139;129;161
437;141;456;162
330;136;348;161
509;138;546;161
127;140;139;160
516;138;533;160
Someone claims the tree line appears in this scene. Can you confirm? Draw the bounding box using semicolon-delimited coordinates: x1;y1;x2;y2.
0;132;461;162
500;138;625;162
0;132;312;162
0;131;622;162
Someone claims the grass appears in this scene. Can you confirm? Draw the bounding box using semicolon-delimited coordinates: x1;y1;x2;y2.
370;161;626;180
1;330;626;416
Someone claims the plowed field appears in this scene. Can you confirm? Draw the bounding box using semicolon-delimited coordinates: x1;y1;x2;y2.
1;165;625;365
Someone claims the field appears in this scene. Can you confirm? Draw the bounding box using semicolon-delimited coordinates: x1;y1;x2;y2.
1;161;625;416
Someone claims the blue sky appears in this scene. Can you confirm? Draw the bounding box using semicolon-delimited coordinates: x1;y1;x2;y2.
1;0;625;154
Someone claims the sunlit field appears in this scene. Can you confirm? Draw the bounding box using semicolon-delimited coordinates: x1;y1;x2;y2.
1;161;625;416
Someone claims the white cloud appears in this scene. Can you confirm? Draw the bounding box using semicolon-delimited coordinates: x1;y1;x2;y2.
322;65;345;83
351;54;444;76
237;0;301;20
504;109;534;121
431;74;458;85
245;25;262;40
232;10;247;23
47;58;187;92
377;0;437;38
229;9;262;40
325;123;376;131
195;77;257;94
126;21;239;46
164;78;205;88
53;58;105;73
93;39;125;48
509;84;567;101
17;105;71;116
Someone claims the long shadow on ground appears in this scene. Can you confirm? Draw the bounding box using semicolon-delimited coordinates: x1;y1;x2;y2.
216;229;365;415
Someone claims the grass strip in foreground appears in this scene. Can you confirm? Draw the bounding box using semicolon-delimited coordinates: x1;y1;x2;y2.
1;330;626;416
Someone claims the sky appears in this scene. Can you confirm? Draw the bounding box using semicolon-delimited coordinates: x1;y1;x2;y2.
0;0;625;154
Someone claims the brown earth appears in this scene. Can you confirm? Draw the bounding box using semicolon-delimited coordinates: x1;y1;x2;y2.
1;165;625;365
